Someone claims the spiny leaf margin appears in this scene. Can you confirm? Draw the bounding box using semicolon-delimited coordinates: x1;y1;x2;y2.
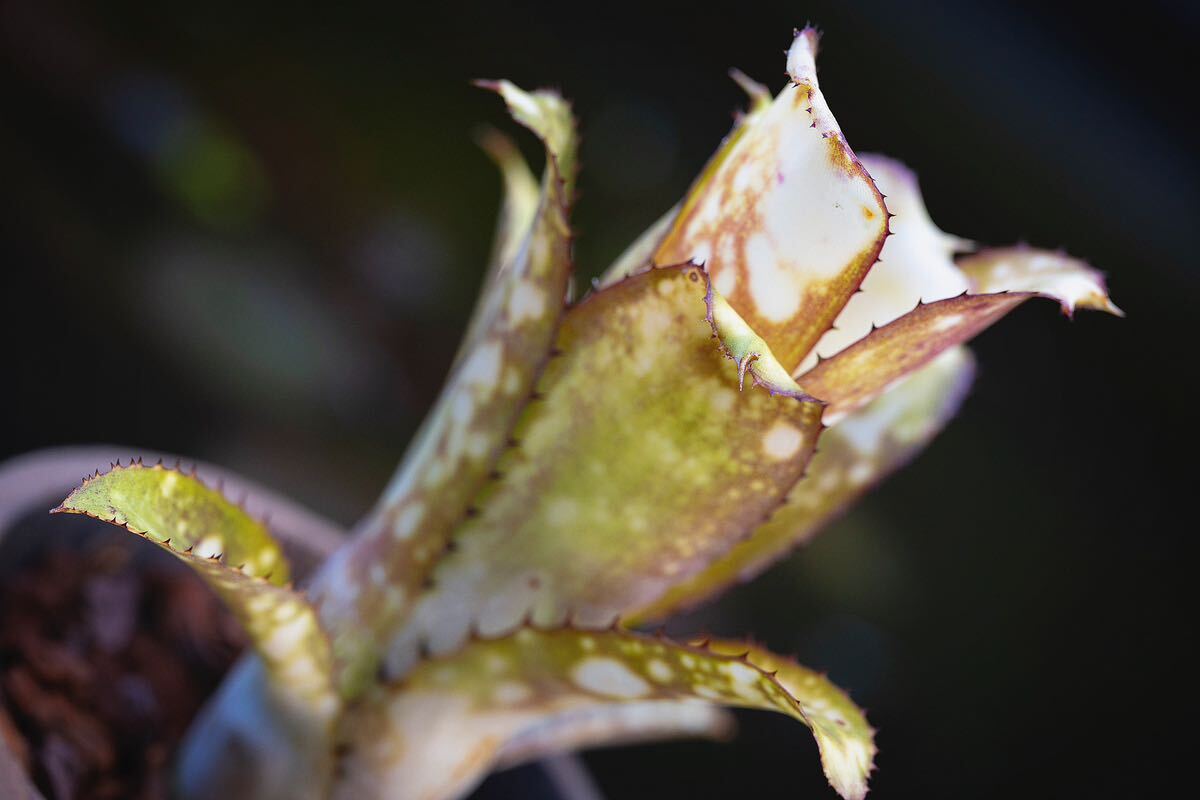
334;623;873;800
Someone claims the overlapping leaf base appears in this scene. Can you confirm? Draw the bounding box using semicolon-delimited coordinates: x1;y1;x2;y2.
395;265;823;663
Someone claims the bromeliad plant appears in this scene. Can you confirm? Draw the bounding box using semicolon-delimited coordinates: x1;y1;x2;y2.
49;28;1118;800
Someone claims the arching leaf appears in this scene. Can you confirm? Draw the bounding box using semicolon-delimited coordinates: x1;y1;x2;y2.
53;463;335;717
335;626;873;800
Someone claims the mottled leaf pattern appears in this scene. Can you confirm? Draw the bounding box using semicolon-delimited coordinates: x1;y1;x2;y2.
39;26;1124;800
631;347;975;622
802;247;1119;423
309;82;578;695
52;463;336;718
652;28;889;372
702;638;875;800
392;265;823;666
335;626;873;800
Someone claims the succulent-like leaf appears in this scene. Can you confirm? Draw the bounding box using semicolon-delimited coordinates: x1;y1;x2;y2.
55;460;290;582
309;81;578;695
650;28;889;372
334;626;873;800
801;247;1119;423
701;637;876;800
631;347;975;622
391;265;823;666
52;463;336;717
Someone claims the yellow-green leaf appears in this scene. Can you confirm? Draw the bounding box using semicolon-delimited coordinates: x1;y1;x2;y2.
334;626;873;800
651;28;889;372
309;81;578;695
55;460;289;582
631;347;975;623
52;463;335;717
393;265;823;666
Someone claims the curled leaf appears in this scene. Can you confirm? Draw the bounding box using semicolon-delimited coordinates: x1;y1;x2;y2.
53;465;334;710
334;626;872;800
393;265;823;665
54;460;290;583
959;246;1124;317
705;275;821;401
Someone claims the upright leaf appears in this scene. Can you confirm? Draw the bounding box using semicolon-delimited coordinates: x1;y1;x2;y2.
651;28;889;372
309;82;578;695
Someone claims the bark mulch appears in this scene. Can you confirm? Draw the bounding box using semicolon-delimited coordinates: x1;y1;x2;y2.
0;542;244;799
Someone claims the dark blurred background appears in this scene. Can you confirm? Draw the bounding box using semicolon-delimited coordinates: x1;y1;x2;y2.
1;1;1193;797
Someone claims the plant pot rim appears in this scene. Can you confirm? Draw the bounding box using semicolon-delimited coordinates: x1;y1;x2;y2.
0;445;348;800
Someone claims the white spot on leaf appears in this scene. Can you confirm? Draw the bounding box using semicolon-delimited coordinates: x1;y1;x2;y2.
572;657;651;699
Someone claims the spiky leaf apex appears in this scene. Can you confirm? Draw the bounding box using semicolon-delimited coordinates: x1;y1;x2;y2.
389;265;822;669
308;78;579;697
477;80;577;195
334;626;873;800
650;27;889;373
55;460;289;583
53;463;336;717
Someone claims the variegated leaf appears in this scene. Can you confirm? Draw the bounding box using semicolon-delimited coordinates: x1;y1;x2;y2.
309;82;578;695
393;265;823;666
334;627;873;800
631;347;975;623
801;247;1119;424
798;154;973;372
651;28;889;372
52;463;336;718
